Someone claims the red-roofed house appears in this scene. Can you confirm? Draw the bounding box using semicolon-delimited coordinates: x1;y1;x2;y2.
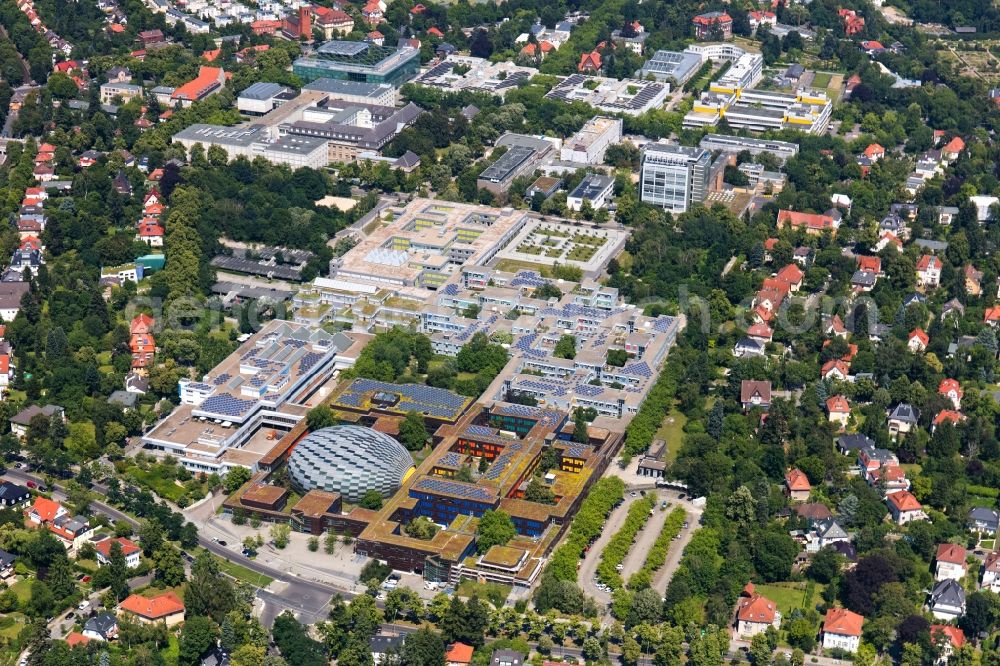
747;323;773;343
136;222;164;247
942;137;965;162
26;497;66;526
252;19;283;35
861;40;884;53
692;11;733;40
939;379;963;410
521;41;556;58
748;11;776;31
935;544;968;581
446;643;474;666
736;593;781;637
987;306;1000;326
130;314;156;372
171;66;225;107
822;608;864;653
931;625;966;664
916;254;942;288
361;0;383;25
933;410;964;431
776;263;804;291
887;491;926;525
856;255;882;275
578;50;602;72
777;209;840;235
867;464;909;495
95;537;142;569
864;143;885;161
827;396;851;427
839;8;865;35
428;26;444;38
740;380;771;411
312;6;353;38
908;328;929;352
119;592;185;627
367;31;384;45
822;359;850;382
784;469;811;501
66;633;90;647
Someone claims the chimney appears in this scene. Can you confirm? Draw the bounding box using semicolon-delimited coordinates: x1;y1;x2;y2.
299;5;311;40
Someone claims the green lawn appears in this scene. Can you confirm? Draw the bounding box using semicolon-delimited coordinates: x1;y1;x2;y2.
654;405;687;464
215;556;274;588
0;612;26;640
455;579;511;608
161;634;180;666
10;579;31;603
811;72;833;88
755;582;825;617
126;466;187;502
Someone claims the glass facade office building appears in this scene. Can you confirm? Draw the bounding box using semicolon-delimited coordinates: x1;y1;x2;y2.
639;143;712;213
292;40;421;86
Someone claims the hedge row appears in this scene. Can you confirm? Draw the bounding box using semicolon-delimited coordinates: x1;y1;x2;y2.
546;476;626;582
622;361;684;461
596;494;658;591
969;484;1000;498
628;507;686;590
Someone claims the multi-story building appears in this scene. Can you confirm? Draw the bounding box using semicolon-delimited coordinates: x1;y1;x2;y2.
560;116;622;164
684;83;831;134
698;134;799;163
708;52;763;94
639;143;711;213
280;100;423;163
302;78;397;106
172;124;330;170
822;609;863;653
100;82;143;104
692;11;733;40
477;134;555;196
636;49;703;85
236;82;295;115
292;40;421;86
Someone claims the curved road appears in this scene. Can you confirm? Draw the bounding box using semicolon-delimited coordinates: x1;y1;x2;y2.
3;469;339;626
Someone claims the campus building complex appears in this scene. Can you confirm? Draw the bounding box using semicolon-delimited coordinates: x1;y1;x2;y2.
142;321;365;474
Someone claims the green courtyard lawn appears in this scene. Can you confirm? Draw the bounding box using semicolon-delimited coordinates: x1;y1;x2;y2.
126;465;187;503
10;579;31;603
754;581;825;617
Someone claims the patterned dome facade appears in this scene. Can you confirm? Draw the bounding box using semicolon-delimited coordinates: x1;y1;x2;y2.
288;425;413;503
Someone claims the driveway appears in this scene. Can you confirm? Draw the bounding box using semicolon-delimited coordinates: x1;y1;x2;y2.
577;493;641;607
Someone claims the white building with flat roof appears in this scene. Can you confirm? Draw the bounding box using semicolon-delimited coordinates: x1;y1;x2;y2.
560;116;622;164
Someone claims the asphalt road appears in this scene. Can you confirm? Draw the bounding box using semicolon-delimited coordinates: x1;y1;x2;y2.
3;469;338;627
577;494;640;607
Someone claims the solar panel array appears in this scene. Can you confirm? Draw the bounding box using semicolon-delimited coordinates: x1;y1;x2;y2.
575;383;604;397
510;271;549;289
336;379;469;419
413;477;496;501
621;361;653;378
482;441;523;481
212;373;231;386
200;394;257;417
564;444;589;458
441;283;459;295
437;452;465;468
466;424;497;437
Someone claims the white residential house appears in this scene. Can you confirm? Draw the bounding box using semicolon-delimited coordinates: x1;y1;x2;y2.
981;551;1000;592
822;608;863;653
934;543;968;582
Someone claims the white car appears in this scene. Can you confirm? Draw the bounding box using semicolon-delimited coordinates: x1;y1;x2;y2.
78;601;90;611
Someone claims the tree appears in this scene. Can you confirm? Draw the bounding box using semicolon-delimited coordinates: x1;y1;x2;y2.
224;467;252;494
961;590;1000;636
808;547;842;584
179;615;219;666
476;510;515;554
232;645;267;666
404;517;438;540
554;334;577;359
271;523;291;549
306;405;337;431
749;633;772;666
155;545;187;587
108;541;130;601
582;636;604;662
399;411;429;451
524;478;556;504
359;490;383;510
187;552;237;622
400;628;445;666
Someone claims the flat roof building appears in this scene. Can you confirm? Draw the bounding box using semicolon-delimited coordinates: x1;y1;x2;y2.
292;40;420;86
237;82;296;115
637;50;704;85
414;55;538;99
640;143;711;213
172;124;329;170
302;78;397;106
560;116;622;165
142;321;360;473
699;134;799;162
567;173;615;211
545;74;668;116
478;134;554;196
